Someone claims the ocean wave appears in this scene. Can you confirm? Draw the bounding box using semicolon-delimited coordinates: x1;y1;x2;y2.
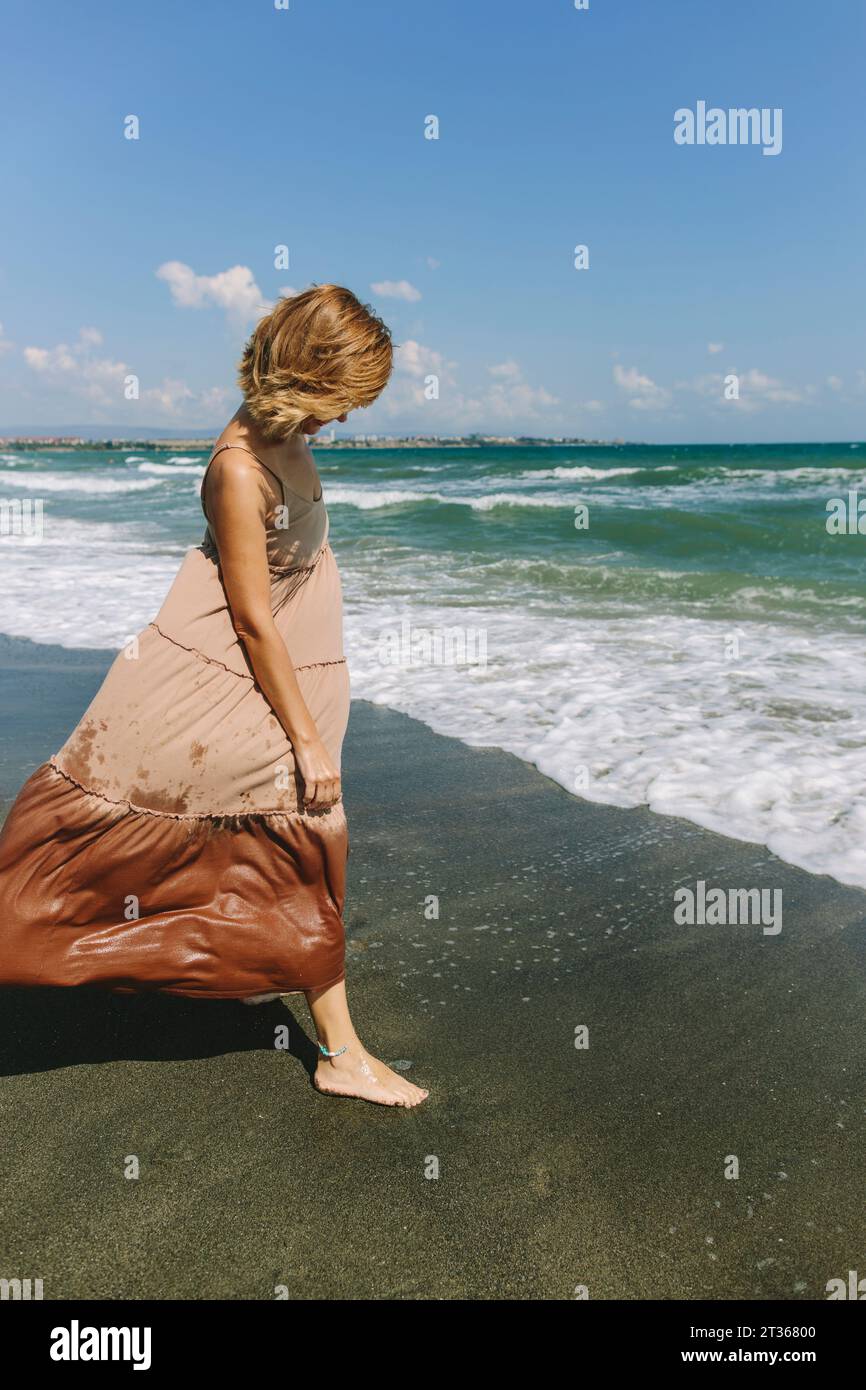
520;462;866;490
0;470;162;495
648;465;866;491
456;491;569;511
0;516;183;648
518;464;647;480
137;461;205;476
326;485;571;511
325;467;866;513
324;487;424;509
343;600;866;890
725;466;866;485
342;545;866;628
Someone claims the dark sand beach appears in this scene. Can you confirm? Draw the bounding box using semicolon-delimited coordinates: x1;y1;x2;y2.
1;633;865;1300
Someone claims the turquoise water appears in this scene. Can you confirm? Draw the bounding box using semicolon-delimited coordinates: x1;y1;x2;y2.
324;441;866;624
1;441;865;885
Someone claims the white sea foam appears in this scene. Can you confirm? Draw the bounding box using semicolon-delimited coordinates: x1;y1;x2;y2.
327;472;845;512
343;593;866;890
454;491;569;511
127;453;203;467
0;470;161;495
324;486;423;509
138;461;206;476
519;462;866;491
519;465;645;480
728;465;866;482
326;485;572;511
0;516;182;648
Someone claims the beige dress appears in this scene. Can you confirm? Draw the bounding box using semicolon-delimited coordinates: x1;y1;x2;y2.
0;443;350;997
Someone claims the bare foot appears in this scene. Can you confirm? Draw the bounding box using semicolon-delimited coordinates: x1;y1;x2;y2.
314;1042;429;1107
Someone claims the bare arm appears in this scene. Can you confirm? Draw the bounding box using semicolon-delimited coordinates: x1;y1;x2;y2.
205;450;341;810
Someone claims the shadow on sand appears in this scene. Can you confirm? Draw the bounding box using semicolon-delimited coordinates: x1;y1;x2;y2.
0;987;319;1078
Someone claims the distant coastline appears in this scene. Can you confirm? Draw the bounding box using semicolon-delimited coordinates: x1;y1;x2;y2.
0;434;623;451
3;435;860;453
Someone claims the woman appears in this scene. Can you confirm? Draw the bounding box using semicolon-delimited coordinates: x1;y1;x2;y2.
0;284;428;1109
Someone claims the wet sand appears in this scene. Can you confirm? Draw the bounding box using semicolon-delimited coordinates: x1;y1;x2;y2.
1;634;865;1299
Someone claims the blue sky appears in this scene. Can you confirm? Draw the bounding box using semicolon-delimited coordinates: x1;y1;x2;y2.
1;0;863;442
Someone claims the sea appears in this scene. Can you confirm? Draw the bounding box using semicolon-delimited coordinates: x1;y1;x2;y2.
1;440;865;889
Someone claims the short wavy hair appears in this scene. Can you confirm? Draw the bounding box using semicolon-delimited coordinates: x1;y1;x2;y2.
237;284;393;439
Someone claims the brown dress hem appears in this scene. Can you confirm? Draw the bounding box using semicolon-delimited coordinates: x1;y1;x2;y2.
0;758;347;1000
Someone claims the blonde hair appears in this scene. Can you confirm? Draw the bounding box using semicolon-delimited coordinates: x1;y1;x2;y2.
237;284;393;439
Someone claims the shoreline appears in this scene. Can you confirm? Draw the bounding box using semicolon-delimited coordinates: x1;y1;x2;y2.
1;633;865;1297
0;630;862;889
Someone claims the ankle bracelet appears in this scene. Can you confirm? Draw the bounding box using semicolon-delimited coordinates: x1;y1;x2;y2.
318;1042;348;1058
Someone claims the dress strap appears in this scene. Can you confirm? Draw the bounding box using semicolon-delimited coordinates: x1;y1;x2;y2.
202;441;288;512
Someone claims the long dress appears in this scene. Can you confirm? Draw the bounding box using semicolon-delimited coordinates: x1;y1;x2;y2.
0;443;350;998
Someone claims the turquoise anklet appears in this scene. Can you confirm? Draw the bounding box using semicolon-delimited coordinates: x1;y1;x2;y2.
318;1042;348;1058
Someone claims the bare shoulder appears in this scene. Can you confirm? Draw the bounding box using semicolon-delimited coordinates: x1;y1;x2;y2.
204;446;271;521
207;445;264;487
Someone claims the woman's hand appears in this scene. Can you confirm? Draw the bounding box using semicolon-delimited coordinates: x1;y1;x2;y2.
293;737;342;810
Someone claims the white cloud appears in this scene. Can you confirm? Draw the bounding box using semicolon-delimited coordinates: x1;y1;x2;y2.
484;360;557;418
20;325;234;422
376;346;557;429
707;342;724;354
826;375;844;392
395;338;454;382
370;279;422;302
138;379;236;421
198;384;237;415
140;378;195;415
488;360;522;381
680;367;812;413
155;261;267;325
613;363;671;411
426;257;440;270
24;344;77;373
737;368;808;406
23;328;128;404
